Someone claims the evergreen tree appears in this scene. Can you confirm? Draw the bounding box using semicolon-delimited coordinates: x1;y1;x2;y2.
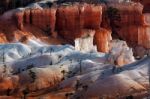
107;7;121;35
29;70;36;83
26;64;34;70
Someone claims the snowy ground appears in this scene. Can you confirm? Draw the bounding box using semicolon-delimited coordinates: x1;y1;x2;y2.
0;39;149;98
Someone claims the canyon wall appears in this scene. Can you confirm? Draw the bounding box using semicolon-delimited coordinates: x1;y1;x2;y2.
56;4;102;40
105;3;150;49
94;28;112;53
15;8;57;34
12;2;150;52
14;4;111;53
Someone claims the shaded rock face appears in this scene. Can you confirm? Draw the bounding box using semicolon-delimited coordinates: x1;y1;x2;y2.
15;4;102;39
104;3;150;49
132;0;150;13
14;3;107;52
15;8;57;35
56;4;102;40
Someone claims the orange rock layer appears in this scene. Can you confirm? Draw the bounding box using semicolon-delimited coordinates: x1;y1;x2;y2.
105;3;150;49
94;28;112;53
6;2;150;52
56;4;102;40
15;8;56;33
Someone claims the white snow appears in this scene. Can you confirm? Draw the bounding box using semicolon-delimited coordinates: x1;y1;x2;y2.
0;39;149;98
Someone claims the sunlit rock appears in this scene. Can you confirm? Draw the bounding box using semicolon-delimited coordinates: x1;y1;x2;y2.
75;29;97;53
108;40;135;66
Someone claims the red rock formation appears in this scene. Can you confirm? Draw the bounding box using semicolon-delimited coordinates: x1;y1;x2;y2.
56;4;82;39
94;28;112;53
30;8;56;33
15;11;24;30
118;26;139;45
56;4;102;40
81;4;102;29
10;3;150;52
106;3;150;49
15;8;56;34
24;9;31;24
56;4;82;32
138;26;150;49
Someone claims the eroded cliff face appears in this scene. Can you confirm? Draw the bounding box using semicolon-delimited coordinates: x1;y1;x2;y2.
15;8;56;33
94;28;112;53
104;3;150;51
0;1;150;55
14;3;110;53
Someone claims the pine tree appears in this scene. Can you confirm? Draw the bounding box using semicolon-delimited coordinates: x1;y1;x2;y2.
79;59;82;75
26;64;34;70
29;70;36;83
107;7;121;35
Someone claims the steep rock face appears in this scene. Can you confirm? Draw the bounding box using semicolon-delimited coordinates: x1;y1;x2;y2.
15;8;57;34
31;8;56;33
56;4;102;40
15;3;103;43
15;11;24;30
106;3;150;49
7;2;150;53
94;28;112;53
138;26;150;49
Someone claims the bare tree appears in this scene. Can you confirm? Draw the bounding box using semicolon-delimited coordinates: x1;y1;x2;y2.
78;58;83;75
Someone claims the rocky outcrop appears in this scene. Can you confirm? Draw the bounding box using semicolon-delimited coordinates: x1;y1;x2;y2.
14;3;104;49
108;40;135;66
6;2;150;54
94;28;112;53
15;8;57;35
105;3;150;49
75;29;97;53
56;4;102;40
138;26;150;49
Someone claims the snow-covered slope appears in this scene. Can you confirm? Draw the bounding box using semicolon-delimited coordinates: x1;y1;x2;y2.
0;39;149;98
